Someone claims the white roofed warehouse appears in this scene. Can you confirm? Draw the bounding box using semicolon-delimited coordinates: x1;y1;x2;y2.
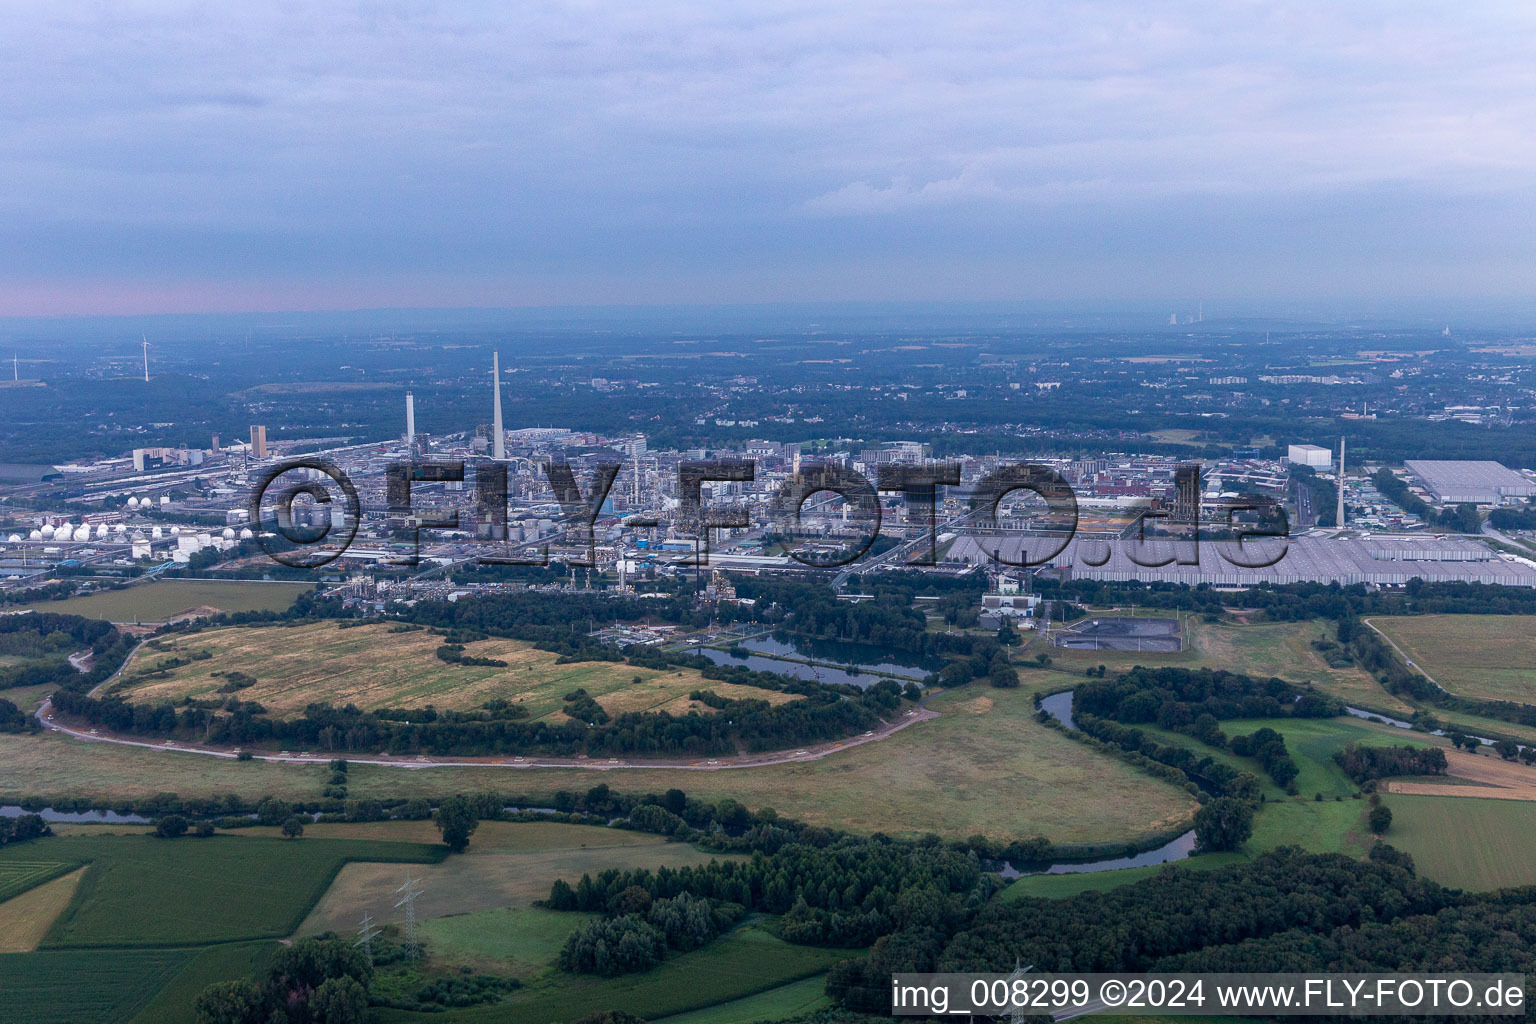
1404;460;1536;504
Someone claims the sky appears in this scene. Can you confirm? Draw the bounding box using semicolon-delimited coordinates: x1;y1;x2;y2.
2;1;1535;316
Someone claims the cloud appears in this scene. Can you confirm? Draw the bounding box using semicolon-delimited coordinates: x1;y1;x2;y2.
0;1;1533;312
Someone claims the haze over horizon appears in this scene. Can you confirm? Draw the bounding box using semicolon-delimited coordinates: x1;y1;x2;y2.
3;2;1535;317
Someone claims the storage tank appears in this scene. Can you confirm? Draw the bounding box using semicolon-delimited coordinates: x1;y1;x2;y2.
73;525;92;542
151;526;164;539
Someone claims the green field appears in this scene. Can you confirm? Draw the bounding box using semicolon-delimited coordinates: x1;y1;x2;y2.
0;859;78;903
0;947;196;1024
0;834;442;947
376;923;845;1024
1386;794;1536;890
419;907;597;976
655;973;832;1024
1002;714;1416;901
128;941;278;1024
22;579;313;622
1373;614;1536;704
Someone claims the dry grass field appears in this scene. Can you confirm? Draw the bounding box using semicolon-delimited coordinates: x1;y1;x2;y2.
1372;615;1536;704
113;621;795;720
3;682;1198;843
1385;748;1536;801
0;867;87;952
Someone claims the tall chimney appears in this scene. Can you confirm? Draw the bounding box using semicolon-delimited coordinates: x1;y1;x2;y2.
1336;436;1346;528
492;351;505;460
405;391;415;447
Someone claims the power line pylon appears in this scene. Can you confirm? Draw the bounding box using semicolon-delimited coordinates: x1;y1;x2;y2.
393;875;425;959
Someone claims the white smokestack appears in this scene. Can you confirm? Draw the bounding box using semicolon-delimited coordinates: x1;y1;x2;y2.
405;391;415;447
1336;436;1346;528
492;351;505;460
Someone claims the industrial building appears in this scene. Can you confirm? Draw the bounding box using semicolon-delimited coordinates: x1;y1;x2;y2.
1404;460;1536;504
1287;444;1332;468
944;533;1536;588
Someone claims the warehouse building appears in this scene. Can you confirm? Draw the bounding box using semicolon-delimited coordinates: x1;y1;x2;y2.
1287;444;1333;468
1403;460;1536;504
944;533;1536;588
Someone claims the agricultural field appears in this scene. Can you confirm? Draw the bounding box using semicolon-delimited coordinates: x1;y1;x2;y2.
127;941;278;1024
0;834;442;947
0;859;78;903
22;579;313;623
297;820;732;937
655;974;832;1024
0;867;86;952
112;619;782;720
1041;616;1412;714
375;923;845;1024
1385;794;1536;890
1372;614;1536;704
0;947;196;1024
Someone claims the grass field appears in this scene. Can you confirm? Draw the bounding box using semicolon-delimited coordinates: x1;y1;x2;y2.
419;906;598;976
0;947;196;1024
1373;615;1536;704
127;941;278;1024
113;620;774;720
655;973;832;1024
4;682;1198;843
376;923;845;1024
1040;616;1412;714
0;867;86;952
1385;794;1536;890
0;834;442;947
22;579;313;622
297;822;730;937
1001;714;1421;901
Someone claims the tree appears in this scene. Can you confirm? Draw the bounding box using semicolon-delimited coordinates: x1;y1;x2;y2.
195;820;216;838
155;814;189;838
194;979;264;1024
434;794;479;853
1193;797;1254;853
281;815;306;839
310;975;368;1024
1495;739;1520;761
1369;804;1393;835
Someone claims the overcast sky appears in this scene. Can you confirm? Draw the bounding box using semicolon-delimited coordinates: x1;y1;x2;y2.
2;2;1534;315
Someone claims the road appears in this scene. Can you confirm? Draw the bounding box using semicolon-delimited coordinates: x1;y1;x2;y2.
1361;617;1445;693
33;694;939;773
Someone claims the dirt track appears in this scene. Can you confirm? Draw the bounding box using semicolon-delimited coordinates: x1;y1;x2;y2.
1386;749;1536;801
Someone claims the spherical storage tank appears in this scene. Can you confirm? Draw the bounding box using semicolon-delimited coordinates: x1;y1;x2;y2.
221;527;236;539
151;526;163;539
6;534;20;543
169;526;180;536
40;524;55;539
239;528;253;539
126;497;139;509
113;523;127;534
95;524;109;539
28;529;42;540
73;525;92;542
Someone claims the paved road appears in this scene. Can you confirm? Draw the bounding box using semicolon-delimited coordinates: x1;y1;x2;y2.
33;695;938;773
